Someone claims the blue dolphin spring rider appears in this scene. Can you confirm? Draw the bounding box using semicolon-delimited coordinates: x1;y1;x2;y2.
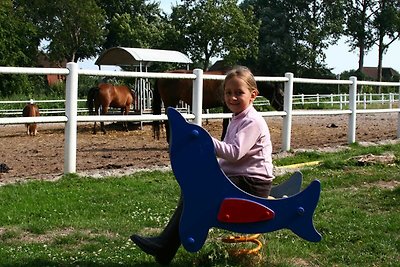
131;107;322;264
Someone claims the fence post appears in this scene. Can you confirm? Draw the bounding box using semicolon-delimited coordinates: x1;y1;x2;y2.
348;76;357;144
363;93;367;109
64;62;79;174
398;82;400;138
282;72;293;151
192;68;203;126
339;94;343;109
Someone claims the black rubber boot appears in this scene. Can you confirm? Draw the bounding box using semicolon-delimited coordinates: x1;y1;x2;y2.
131;197;183;265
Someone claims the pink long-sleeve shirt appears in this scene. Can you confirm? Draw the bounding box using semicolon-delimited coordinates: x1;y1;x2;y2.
212;105;274;181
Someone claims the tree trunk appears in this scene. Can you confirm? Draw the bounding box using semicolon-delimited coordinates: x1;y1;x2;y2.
358;42;365;72
377;33;384;93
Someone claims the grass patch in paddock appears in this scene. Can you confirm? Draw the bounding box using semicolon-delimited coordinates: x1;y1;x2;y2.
0;144;399;266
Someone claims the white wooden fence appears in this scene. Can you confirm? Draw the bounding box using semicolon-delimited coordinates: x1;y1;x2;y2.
3;92;398;116
0;62;399;175
293;92;399;109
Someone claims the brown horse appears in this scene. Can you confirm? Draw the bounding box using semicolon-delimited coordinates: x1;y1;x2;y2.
22;102;40;136
152;70;284;141
87;83;135;134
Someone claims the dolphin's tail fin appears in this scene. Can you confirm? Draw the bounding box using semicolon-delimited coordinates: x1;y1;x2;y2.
288;180;322;242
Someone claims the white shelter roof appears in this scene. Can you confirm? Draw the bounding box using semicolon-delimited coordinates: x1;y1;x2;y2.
95;47;192;67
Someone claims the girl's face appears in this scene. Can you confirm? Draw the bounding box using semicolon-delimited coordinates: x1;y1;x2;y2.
224;76;257;115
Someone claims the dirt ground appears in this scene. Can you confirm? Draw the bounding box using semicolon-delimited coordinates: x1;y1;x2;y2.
0;112;399;185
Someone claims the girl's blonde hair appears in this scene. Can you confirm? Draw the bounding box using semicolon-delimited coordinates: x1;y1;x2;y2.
223;66;259;95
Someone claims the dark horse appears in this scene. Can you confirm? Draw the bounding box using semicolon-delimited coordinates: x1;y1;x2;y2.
152;70;284;141
87;83;135;134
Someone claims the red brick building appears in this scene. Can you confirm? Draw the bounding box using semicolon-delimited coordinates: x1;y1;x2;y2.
36;53;67;86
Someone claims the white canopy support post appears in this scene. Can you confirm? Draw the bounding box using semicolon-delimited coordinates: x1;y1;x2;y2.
64;62;79;174
192;69;203;126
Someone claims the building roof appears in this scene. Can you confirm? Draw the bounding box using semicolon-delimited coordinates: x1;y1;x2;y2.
95;47;192;67
361;67;399;81
37;52;67;68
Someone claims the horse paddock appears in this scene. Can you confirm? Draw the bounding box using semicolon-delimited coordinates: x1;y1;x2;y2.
0;112;398;185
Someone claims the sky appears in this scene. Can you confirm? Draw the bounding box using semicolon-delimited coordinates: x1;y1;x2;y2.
79;1;400;75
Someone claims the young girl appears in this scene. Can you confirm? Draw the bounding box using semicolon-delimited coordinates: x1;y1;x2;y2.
131;66;274;265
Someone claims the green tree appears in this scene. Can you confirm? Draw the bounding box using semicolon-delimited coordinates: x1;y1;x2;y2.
373;0;400;83
0;0;43;96
16;0;107;63
242;0;345;77
96;0;166;50
0;0;39;67
344;0;376;76
169;0;260;70
345;0;400;85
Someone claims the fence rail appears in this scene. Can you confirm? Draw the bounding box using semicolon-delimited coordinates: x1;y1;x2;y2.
0;63;399;175
2;92;398;116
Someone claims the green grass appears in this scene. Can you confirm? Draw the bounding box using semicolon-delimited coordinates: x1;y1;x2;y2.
0;144;399;266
